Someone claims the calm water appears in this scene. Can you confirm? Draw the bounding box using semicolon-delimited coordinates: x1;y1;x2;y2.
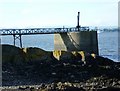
1;31;119;62
98;31;118;62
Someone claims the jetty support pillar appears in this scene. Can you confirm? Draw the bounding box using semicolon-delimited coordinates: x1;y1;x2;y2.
54;31;99;55
13;34;22;48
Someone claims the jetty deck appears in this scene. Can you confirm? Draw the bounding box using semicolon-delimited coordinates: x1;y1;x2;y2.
0;27;90;35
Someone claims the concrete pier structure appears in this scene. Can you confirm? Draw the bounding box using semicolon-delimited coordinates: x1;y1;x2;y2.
54;31;99;55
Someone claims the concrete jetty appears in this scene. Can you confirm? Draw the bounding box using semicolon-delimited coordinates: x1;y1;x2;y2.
1;12;99;55
54;31;99;55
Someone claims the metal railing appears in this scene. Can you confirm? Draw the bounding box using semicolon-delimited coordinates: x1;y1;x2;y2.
0;27;90;35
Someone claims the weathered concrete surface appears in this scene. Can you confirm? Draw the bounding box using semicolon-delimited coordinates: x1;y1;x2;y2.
54;31;98;55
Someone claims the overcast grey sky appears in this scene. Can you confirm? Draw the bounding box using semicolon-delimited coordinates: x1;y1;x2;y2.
0;0;119;28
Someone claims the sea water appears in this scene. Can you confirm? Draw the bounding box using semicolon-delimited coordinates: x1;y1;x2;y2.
98;31;119;62
1;31;119;62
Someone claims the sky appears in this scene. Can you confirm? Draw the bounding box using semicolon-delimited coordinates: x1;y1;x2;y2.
0;0;119;28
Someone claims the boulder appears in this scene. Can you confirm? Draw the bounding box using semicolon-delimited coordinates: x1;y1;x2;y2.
53;50;83;62
95;56;114;65
60;51;75;61
72;51;82;60
23;47;53;62
2;44;26;64
53;50;75;61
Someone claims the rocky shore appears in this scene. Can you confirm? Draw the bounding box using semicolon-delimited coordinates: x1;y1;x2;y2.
2;44;120;91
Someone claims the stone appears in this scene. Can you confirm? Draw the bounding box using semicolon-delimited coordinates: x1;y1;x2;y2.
2;44;26;64
95;56;114;65
23;47;53;62
53;50;75;61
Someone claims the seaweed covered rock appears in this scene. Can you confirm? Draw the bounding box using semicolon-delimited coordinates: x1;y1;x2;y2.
95;56;115;65
2;44;120;87
78;52;115;66
23;47;53;62
2;44;26;64
2;45;55;64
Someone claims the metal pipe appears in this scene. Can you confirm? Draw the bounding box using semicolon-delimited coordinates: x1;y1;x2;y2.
77;12;80;28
